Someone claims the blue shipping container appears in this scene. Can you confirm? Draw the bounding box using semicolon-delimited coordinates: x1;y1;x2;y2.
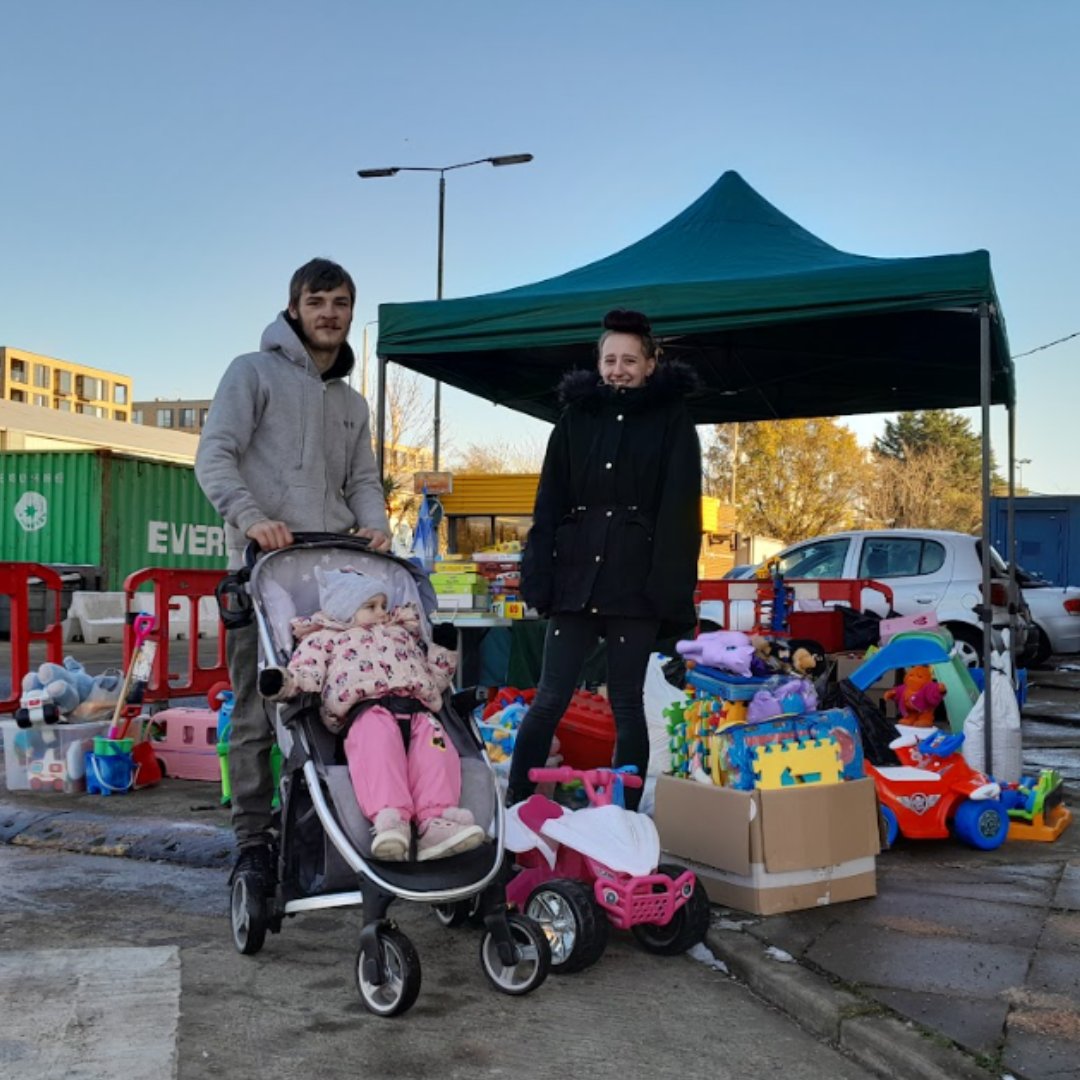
990;495;1080;587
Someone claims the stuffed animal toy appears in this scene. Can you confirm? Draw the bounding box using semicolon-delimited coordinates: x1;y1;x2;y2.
677;630;755;677
21;657;121;722
885;665;946;728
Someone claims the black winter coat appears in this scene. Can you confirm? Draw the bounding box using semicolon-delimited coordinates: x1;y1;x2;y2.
521;362;702;632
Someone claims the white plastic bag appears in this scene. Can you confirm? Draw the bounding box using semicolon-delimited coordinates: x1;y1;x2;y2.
643;653;687;777
962;653;1022;784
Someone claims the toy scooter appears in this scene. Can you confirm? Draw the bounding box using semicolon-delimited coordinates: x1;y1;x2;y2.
495;766;710;973
867;727;1009;850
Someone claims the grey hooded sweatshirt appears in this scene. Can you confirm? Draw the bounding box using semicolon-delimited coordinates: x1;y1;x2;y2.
195;313;389;567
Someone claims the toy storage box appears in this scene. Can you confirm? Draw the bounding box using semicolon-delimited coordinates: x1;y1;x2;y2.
654;774;880;915
2;719;110;793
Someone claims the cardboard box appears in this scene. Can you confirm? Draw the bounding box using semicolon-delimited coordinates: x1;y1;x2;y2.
435;593;492;611
654;773;880;915
430;574;489;594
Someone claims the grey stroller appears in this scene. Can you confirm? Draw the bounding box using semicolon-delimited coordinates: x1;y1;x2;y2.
217;534;550;1016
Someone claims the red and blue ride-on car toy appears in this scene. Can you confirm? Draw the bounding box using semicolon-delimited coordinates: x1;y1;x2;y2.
867;728;1009;851
495;766;710;973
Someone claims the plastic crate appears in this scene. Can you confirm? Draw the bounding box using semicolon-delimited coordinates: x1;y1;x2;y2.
1;719;109;793
685;666;769;702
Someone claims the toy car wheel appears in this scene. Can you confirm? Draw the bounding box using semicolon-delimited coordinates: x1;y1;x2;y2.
431;899;477;928
952;798;1010;850
230;874;268;955
480;913;550;996
631;864;711;956
880;805;899;848
525;878;609;973
355;927;422;1017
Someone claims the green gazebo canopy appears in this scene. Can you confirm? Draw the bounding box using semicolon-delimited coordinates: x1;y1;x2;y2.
377;171;1013;424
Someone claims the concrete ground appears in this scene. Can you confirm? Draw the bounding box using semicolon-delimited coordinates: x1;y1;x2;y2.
2;643;1078;1079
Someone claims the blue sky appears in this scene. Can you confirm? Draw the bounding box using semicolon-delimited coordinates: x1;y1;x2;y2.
3;1;1077;493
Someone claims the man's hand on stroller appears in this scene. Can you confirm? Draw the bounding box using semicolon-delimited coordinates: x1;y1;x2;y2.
355;527;391;552
247;520;294;551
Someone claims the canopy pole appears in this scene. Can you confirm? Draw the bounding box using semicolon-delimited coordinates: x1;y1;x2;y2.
1007;403;1019;678
376;354;388;483
978;302;994;773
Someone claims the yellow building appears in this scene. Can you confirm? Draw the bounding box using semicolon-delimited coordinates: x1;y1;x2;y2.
0;346;132;423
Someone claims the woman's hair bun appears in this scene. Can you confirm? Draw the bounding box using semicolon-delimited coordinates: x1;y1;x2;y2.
602;308;652;335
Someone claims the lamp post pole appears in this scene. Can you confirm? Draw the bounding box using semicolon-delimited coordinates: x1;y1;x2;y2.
357;154;533;473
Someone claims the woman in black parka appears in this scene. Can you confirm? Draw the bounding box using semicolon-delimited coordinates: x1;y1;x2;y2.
508;309;701;811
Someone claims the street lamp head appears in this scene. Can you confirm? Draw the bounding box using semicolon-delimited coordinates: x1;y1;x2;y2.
489;154;533;167
356;167;400;178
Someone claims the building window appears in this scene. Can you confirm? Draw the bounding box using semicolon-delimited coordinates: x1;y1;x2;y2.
114;409;128;422
58;400;71;412
199;408;209;426
34;364;50;388
178;408;196;428
76;375;102;400
157;409;174;428
55;369;72;394
32;394;49;407
114;384;127;405
11;389;27;402
133;409;144;424
10;360;27;383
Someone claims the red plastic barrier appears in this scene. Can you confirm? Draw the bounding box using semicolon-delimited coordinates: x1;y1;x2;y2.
123;567;228;703
0;562;66;713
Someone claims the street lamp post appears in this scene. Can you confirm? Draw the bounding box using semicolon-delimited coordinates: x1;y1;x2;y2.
357;154;533;472
1017;457;1032;490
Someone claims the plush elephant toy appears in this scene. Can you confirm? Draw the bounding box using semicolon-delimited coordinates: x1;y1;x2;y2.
676;630;756;677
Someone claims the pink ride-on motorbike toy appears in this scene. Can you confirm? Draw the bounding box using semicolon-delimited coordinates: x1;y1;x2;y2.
498;766;710;973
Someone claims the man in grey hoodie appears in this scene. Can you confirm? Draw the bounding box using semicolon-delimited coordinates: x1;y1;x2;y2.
196;257;390;891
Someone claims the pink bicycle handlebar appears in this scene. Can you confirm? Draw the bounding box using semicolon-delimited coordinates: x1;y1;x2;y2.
528;766;642;806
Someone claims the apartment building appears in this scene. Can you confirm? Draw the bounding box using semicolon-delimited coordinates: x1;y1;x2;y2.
133;398;212;434
0;346;132;421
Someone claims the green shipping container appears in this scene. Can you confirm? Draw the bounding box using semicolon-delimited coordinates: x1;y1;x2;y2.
0;450;226;589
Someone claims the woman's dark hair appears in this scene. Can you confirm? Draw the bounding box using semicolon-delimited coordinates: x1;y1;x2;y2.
289;257;356;307
598;308;659;360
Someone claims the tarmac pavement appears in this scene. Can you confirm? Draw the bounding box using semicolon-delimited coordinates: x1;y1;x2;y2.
1;647;1078;1080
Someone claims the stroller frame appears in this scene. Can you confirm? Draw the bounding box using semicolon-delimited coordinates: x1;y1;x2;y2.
222;533;549;1015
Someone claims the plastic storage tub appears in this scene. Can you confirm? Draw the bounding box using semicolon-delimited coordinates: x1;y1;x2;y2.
1;719;109;793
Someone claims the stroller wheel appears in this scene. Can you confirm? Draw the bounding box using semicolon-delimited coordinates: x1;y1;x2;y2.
230;875;268;956
431;899;477;928
479;913;550;996
526;878;609;973
630;863;711;956
356;928;422;1017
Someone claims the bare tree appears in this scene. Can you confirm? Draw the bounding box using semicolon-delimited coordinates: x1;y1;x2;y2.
448;437;547;474
864;442;981;532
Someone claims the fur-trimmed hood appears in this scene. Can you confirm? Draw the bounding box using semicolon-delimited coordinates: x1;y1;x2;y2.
557;359;699;411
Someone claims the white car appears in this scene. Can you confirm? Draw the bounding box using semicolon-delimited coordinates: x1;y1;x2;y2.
1013;565;1080;662
701;528;1036;667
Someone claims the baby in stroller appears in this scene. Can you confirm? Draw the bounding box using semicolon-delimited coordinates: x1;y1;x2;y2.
260;565;485;862
225;536;550;1016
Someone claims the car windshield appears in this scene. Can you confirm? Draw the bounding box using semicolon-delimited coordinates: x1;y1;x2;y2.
777;538;850;579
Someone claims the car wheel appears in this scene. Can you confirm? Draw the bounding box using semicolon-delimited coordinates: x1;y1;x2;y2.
1032;626;1053;667
946;624;984;668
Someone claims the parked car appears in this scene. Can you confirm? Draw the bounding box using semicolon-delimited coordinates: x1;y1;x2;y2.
700;529;1037;667
1012;564;1080;663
